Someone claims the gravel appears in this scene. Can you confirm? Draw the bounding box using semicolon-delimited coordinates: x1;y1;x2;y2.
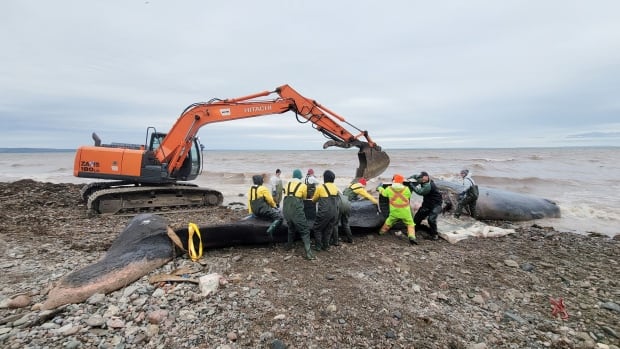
1;180;619;349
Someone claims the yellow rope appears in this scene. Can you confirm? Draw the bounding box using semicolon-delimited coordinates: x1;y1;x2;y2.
187;222;203;261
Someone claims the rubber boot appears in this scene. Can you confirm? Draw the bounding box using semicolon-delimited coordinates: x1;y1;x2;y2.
407;225;418;245
321;238;331;251
266;219;282;240
454;203;462;218
379;224;390;235
287;229;296;249
469;205;477;219
322;228;332;251
312;228;322;250
332;226;340;246
342;225;353;243
304;244;315;260
313;242;323;251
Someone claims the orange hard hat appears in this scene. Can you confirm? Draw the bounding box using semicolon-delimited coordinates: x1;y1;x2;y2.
392;174;404;184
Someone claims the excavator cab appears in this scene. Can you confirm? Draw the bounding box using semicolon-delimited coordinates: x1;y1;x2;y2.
147;130;202;181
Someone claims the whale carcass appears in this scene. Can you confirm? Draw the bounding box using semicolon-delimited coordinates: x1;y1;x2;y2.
42;185;560;309
433;180;561;221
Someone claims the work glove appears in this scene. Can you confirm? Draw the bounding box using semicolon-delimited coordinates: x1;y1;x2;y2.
376;183;383;191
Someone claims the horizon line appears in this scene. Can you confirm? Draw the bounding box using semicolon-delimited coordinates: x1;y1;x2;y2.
1;145;618;153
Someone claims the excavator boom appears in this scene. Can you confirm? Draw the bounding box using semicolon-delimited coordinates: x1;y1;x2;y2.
155;84;389;179
74;84;390;214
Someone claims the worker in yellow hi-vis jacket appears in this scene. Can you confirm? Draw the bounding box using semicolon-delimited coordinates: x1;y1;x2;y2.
377;174;417;245
248;174;282;241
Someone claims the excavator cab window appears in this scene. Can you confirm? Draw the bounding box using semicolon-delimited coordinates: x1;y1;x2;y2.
174;138;201;181
188;138;202;177
148;131;165;151
145;130;201;181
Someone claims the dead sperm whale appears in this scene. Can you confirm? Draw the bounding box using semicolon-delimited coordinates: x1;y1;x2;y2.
41;204;383;309
41;186;558;309
41;214;175;310
433;179;561;221
160;200;384;249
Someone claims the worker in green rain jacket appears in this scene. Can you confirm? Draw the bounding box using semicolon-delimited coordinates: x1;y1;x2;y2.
282;169;315;260
311;170;340;251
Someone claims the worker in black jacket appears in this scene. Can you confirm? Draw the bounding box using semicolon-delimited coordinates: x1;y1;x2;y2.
408;171;443;241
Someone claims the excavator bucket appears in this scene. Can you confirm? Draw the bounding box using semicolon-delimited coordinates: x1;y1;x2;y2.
323;140;390;180
356;144;390;180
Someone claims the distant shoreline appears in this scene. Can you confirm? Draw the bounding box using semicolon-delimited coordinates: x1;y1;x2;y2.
0;148;75;153
1;145;618;154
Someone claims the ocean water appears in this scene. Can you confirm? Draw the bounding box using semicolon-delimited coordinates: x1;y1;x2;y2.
1;147;618;237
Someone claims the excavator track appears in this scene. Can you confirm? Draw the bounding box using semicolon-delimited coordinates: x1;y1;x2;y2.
84;184;224;215
80;181;129;202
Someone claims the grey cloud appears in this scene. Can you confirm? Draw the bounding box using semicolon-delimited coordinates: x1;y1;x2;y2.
1;1;619;149
567;132;620;139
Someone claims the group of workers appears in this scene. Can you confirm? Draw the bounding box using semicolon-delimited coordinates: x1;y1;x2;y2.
248;168;477;260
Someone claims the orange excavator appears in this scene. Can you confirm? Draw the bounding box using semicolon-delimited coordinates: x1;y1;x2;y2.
74;84;390;214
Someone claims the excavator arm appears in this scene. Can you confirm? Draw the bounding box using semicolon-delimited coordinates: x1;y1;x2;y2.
158;84;390;179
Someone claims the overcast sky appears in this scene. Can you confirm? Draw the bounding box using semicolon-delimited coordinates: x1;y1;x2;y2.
2;1;619;150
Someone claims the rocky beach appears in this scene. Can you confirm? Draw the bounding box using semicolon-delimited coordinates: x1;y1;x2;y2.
0;180;618;348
